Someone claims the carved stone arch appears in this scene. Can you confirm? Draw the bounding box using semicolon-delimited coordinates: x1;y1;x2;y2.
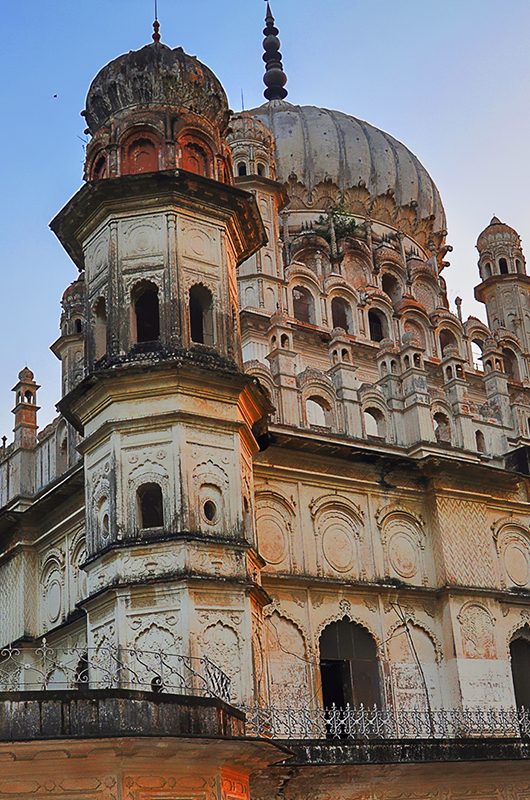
41;550;65;630
386;615;443;664
192;459;230;533
199;619;242;702
457;602;496;659
431;400;454;444
492;518;530;589
299;369;340;431
286;264;323;292
310;495;364;579
376;505;427;585
255;489;296;571
263;600;311;650
316;609;382;651
401;314;431;351
243;362;279;421
507;615;530;659
128;463;171;535
264;607;311;708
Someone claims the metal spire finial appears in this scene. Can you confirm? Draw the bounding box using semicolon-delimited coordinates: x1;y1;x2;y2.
152;0;161;42
262;1;288;101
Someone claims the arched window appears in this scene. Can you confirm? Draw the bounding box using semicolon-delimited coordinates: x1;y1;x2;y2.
433;412;451;444
364;407;386;438
510;632;530;709
92;154;107;180
439;328;457;356
320;619;382;709
189;285;214;345
475;430;486;453
257;162;266;177
137;483;164;529
381;273;402;305
483;262;492;279
516;258;524;274
503;348;520;381
368;309;388;342
94;297;107;360
74;318;83;334
499;257;509;275
181;142;210;177
133;282;160;343
331;297;352;333
293;286;316;325
237;162;247;177
471;339;484;371
122;136;159;174
306;396;332;428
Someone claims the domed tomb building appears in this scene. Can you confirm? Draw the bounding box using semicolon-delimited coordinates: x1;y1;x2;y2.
0;6;529;800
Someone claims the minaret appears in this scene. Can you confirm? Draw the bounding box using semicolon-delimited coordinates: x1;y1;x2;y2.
50;30;269;710
51;274;86;397
12;367;39;450
475;217;530;356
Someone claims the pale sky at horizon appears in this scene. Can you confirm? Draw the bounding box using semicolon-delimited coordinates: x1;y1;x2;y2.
1;0;530;436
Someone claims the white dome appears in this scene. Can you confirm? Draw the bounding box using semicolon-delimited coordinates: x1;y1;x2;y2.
246;101;446;234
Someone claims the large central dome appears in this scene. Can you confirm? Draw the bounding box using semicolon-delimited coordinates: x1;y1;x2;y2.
246;100;446;236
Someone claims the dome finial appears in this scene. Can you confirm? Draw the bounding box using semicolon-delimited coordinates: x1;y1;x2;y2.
152;0;161;42
263;1;288;101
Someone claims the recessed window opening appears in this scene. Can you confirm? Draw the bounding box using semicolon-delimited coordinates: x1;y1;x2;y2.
381;273;402;305
502;348;520;381
439;328;457;356
364;407;385;438
475;430;486;453
483;262;492;279
499;257;509;275
237;162;247;177
516;258;524;274
92;155;107;180
434;412;451;444
24;390;34;403
257;162;266;177
189;284;214;345
137;483;164;529
319;618;382;710
471;340;484;371
293;286;316;325
368;309;387;342
125;137;158;174
306;396;331;427
74;318;83;334
134;283;160;343
510;632;530;709
331;297;352;333
182;143;209;177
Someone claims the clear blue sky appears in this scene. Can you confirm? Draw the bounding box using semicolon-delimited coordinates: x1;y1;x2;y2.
1;0;530;436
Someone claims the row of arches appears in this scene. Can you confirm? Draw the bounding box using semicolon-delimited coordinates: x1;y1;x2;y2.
481;256;524;279
92;282;215;360
90;128;229;183
268;613;530;712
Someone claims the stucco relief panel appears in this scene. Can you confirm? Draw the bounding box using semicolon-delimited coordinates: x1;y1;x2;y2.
493;520;530;589
457;602;496;659
310;495;364;580
84;226;110;283
255;489;296;572
119;214;165;261
376;505;428;586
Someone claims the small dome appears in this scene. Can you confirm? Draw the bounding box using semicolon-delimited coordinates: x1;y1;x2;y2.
83;43;229;135
62;273;86;306
244;101;446;236
18;367;35;382
477;217;520;250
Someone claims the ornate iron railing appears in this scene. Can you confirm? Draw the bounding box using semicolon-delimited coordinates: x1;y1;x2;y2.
241;703;530;740
0;639;231;704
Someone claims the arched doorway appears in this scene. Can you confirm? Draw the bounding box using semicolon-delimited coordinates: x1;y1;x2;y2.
319;618;382;708
510;632;530;709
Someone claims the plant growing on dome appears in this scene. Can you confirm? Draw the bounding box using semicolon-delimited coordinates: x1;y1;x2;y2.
315;205;362;245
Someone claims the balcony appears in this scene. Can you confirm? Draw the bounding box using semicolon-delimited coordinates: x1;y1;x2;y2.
0;638;231;703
